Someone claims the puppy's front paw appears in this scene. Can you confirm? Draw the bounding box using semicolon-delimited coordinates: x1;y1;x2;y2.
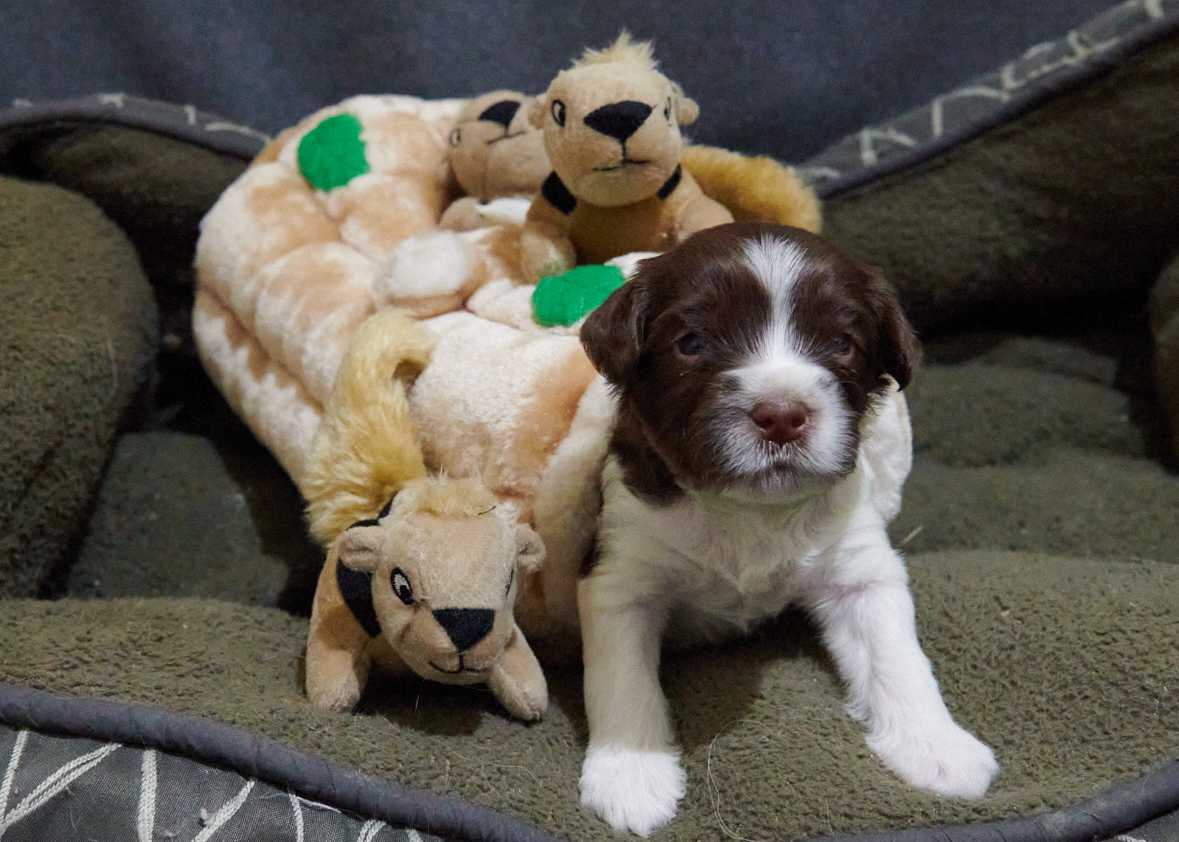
870;720;998;798
579;744;686;836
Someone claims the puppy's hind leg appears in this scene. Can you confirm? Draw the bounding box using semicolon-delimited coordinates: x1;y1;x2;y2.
806;537;998;798
577;569;686;836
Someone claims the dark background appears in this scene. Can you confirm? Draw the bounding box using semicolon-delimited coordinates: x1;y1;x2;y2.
3;0;1116;162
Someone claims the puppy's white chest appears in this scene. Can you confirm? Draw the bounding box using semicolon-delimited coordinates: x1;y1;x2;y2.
603;468;849;645
666;505;820;643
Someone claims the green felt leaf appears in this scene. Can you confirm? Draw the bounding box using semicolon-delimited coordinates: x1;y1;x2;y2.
297;113;370;192
532;264;626;327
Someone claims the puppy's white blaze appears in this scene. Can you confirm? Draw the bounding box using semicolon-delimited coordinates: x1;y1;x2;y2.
742;234;808;308
743;233;809;353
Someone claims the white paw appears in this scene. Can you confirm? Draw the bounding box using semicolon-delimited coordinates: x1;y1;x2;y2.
869;719;999;798
579;744;686;836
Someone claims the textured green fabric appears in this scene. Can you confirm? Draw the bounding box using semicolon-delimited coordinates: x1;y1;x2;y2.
0;175;157;597
66;431;318;609
822;32;1179;333
531;264;626;327
1151;250;1179;457
0;550;1175;842
19;125;248;288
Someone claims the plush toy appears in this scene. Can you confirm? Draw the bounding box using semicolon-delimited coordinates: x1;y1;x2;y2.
439;89;550;229
302;307;551;719
193;95;462;487
374;90;552;321
519;33;735;283
301;307;435;546
193;88;823;709
305;474;549;719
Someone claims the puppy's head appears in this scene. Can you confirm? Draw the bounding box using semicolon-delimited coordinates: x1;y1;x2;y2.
580;223;920;498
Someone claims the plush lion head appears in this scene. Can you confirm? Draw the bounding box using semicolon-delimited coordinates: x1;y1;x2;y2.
447;90;550;203
530;33;699;208
333;475;544;683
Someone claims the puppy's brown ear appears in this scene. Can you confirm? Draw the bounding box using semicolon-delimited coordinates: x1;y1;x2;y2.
580;278;648;387
864;267;922;389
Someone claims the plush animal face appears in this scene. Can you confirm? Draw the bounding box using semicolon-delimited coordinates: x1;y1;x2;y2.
334;477;544;683
447;90;550;203
530;36;699;208
580;223;921;501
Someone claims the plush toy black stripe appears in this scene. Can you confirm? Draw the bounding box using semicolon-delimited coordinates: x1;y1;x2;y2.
336;560;381;638
478;98;521;128
656;164;682;200
541;172;577;215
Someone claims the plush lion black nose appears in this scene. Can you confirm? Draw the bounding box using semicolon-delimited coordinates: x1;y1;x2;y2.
584;101;653;142
433;608;495;651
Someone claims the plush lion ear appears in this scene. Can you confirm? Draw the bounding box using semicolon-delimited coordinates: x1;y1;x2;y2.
514;524;546;575
528;94;549;130
336;524;383;573
672;84;698;126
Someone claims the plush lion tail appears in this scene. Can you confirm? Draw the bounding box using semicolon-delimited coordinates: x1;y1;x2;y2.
681;145;822;234
303;308;436;547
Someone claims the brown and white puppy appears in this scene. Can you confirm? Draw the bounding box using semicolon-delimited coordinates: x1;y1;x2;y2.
577;223;998;835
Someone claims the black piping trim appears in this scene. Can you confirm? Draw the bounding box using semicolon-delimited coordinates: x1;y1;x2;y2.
0;682;570;842
809;8;1179;200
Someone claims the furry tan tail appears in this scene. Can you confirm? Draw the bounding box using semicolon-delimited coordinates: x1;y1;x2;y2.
682;145;822;233
302;308;436;546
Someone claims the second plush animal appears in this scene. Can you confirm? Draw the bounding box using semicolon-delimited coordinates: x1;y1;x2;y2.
520;33;735;282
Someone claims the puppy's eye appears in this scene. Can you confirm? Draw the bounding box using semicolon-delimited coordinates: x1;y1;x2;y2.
834;333;856;361
664;97;672;121
448;127;461;147
676;332;706;359
390;568;414;605
551;100;567;127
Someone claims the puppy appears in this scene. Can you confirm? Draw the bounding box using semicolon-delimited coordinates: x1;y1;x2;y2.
577;223;998;835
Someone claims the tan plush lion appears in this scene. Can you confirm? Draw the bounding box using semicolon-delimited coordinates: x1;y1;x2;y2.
302;308;551;720
519;33;735;282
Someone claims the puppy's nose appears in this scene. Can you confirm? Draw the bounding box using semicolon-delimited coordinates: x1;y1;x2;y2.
433;608;495;651
584;101;653;143
751;401;809;446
